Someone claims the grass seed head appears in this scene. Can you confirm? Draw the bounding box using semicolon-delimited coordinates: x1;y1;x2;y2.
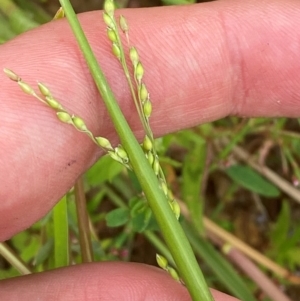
72;116;88;131
103;0;115;17
168;267;180;282
156;254;168;270
146;151;154;166
153;156;160;175
109;151;123;164
143;99;152;118
38;82;52;97
107;28;118;43
129;47;139;67
135;62;144;83
45;96;64;110
115;146;129;164
167;189;174;201
103;12;115;29
18;81;35;95
159;179;168;196
112;43;121;60
95;136;113;150
119;15;129;43
119;15;128;33
143;135;152;151
169;200;180;220
53;7;65;20
3;68;20;81
57;111;72;124
140;83;148;103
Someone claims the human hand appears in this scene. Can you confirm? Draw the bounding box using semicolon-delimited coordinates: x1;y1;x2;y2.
0;0;299;299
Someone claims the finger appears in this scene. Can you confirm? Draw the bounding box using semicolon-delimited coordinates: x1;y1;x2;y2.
0;262;239;301
1;0;300;239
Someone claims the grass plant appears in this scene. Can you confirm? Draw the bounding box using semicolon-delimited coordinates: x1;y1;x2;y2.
1;2;300;301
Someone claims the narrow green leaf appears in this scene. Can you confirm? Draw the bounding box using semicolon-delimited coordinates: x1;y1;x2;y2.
182;137;206;231
33;238;53;267
53;195;69;268
225;164;280;197
183;221;257;301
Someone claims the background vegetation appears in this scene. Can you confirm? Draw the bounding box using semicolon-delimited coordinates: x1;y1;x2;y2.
1;1;300;300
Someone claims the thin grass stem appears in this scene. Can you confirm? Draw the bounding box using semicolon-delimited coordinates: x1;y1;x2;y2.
53;195;70;268
0;242;32;275
74;177;94;263
59;1;213;300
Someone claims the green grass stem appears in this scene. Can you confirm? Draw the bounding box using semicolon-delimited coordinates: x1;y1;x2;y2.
75;177;94;263
0;242;32;275
53;195;69;268
59;1;213;300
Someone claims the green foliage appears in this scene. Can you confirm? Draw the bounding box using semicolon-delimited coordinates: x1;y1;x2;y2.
1;2;300;301
86;154;124;186
34;238;53;267
225;164;280;197
268;201;300;270
105;197;158;232
180;130;207;231
183;221;257;301
106;207;130;227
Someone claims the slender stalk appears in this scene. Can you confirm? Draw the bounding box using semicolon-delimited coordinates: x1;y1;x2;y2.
53;195;69;268
59;1;213;300
74;177;93;263
144;231;176;267
0;242;32;275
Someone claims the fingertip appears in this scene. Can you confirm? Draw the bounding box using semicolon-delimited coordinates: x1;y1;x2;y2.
0;262;241;301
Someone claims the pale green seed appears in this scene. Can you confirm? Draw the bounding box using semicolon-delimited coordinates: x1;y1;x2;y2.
119;15;129;42
3;68;20;81
135;62;144;82
143;99;152;118
146;151;154;166
167;189;174;201
18;81;34;95
103;12;115;29
109;151;123;164
53;7;65;20
38;82;51;97
156;254;168;270
129;47;139;67
168;267;180;282
107;28;117;43
45;96;63;110
115;146;129;163
119;15;128;33
72;116;88;131
57;112;72;124
142;135;152;152
112;43;121;60
103;0;114;17
139;83;148;103
160;180;168;196
95;136;113;150
171;200;180;220
153;156;160;175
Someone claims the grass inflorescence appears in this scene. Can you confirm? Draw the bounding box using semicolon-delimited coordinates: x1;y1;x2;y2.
3;1;214;300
